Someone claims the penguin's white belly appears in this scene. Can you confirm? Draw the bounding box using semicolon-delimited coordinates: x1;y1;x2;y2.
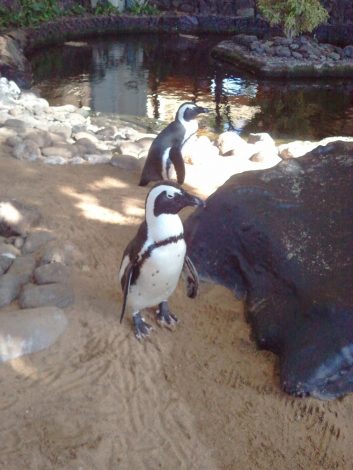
128;240;186;312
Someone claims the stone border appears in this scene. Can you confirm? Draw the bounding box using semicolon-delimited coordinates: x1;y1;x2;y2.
212;36;353;79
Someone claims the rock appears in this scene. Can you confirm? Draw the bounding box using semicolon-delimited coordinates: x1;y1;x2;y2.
24;129;52;148
0;253;14;275
247;133;275;146
50;104;77;113
6;135;23;147
22;230;56;254
69;156;85;165
185;141;353;399
110;155;141;171
95;126;116;140
343;45;353;58
0;307;68;362
0;242;21;257
74;137;98;154
8;253;36;283
183;135;219;164
0;77;21;102
117;141;144;157
217;131;249;157
4;118;26;130
292;52;303;60
40;241;81;266
136;136;154;153
34;262;71;285
275;46;292;58
41;146;73;159
0;36;32;88
0;273;23;307
13;139;41;161
0;200;41;237
84;154;111;164
19;283;75;309
44;156;67;165
73;131;100;144
278;141;318;160
48;123;72;140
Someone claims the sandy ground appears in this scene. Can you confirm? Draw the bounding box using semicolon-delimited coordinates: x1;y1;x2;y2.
0;150;353;470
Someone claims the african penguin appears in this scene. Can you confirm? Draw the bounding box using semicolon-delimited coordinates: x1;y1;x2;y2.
139;102;208;187
119;181;204;340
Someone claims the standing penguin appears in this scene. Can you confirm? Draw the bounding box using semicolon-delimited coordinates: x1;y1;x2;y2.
139;102;208;187
119;181;204;340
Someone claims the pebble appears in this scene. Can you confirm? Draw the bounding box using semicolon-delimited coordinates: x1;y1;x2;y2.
8;254;37;283
34;262;71;285
22;230;56;254
0;273;23;307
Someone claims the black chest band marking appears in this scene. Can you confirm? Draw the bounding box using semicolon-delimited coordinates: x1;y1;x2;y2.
131;233;184;285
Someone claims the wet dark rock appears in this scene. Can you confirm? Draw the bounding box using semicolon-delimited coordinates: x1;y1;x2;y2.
19;282;75;309
185;141;353;399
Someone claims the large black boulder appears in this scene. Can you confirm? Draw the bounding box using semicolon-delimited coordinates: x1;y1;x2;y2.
185;140;353;399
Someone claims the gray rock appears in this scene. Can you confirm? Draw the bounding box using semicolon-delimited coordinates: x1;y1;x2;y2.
3;118;26;130
24;129;52;148
41;145;73;159
292;51;303;60
69;156;85;165
44;156;68;165
19;283;74;308
0;307;68;362
8;253;36;283
0;254;14;275
110;155;141;171
40;241;81;266
117;141;144;157
95;126;117;140
6;135;23;147
275;46;292;58
0;273;23;307
0;200;42;236
48;123;72;140
73;131;100;144
22;230;56;254
0;242;21;257
34;262;71;285
343;45;353;59
74;137;98;154
13;139;41;161
84;154;111;164
136;137;154;152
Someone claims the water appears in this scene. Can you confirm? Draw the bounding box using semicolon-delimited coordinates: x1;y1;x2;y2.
30;33;353;141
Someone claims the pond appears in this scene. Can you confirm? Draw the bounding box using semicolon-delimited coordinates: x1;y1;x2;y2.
30;33;353;141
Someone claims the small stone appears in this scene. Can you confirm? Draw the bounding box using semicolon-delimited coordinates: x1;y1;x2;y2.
34;262;71;285
19;283;75;309
0;307;68;362
3;118;26;130
0;273;23;307
22;230;56;255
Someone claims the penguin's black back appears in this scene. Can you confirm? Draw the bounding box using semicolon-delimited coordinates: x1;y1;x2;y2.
139;120;186;186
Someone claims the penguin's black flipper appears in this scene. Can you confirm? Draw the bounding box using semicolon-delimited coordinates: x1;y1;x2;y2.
169;146;185;185
183;255;199;298
120;262;134;323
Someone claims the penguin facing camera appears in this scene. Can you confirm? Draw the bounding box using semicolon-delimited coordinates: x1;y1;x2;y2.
139;102;208;187
119;181;204;340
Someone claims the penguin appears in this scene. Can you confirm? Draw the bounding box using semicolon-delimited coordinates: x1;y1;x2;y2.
139;102;208;187
119;181;204;340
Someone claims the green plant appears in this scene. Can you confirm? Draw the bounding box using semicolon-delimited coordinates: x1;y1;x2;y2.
257;0;329;39
127;0;160;15
67;4;87;16
0;0;63;28
93;1;120;15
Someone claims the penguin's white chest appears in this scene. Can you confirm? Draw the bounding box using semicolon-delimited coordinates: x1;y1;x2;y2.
128;239;186;312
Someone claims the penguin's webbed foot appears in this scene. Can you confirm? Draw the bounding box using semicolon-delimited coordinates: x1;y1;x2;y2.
156;301;179;329
133;312;153;340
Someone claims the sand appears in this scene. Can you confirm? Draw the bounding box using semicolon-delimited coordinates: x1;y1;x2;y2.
0;151;352;470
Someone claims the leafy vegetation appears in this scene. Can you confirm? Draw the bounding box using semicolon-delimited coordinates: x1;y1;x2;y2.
0;0;159;29
257;0;329;39
126;0;160;15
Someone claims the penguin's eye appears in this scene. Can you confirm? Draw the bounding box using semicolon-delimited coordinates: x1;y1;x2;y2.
166;193;174;199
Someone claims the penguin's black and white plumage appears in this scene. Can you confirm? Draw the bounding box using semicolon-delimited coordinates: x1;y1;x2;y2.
119;181;204;340
139;102;208;187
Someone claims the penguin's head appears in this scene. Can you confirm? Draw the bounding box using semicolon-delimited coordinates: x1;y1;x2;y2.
146;182;205;218
176;102;209;123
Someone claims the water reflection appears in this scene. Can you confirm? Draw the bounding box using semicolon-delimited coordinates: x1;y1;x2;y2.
30;34;353;140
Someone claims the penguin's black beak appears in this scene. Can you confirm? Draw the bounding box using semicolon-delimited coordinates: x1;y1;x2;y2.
183;191;206;209
196;106;209;115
